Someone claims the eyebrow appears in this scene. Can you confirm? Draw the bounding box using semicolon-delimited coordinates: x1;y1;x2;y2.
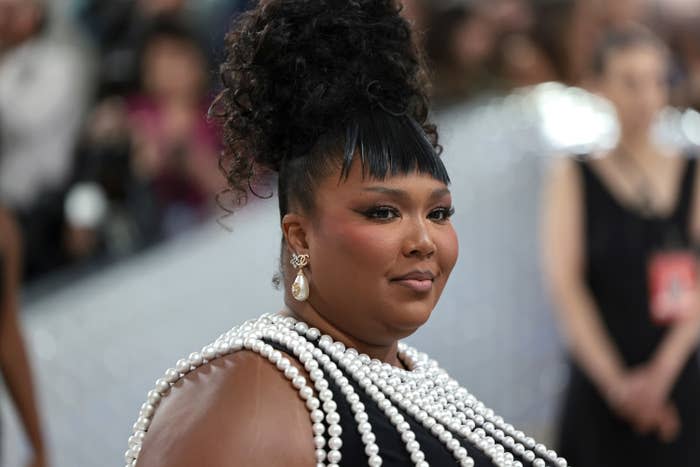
363;186;451;200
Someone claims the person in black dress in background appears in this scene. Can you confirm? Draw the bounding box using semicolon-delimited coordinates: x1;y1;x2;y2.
542;25;700;466
0;207;47;467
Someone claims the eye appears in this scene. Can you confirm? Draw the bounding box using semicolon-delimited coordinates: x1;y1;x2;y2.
428;206;455;222
363;206;400;221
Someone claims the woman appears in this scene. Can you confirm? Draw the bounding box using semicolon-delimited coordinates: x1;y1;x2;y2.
543;26;700;466
126;2;567;466
0;207;47;467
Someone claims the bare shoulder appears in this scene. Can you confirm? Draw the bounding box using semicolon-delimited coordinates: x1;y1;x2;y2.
136;350;316;467
546;155;582;183
542;155;583;201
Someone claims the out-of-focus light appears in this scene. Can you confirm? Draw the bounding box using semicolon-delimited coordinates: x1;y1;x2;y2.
681;108;700;146
64;182;108;229
533;82;618;153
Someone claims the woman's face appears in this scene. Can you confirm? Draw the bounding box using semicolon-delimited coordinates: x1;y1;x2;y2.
293;160;459;346
600;45;669;134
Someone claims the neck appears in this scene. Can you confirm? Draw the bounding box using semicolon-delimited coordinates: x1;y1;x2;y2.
617;128;657;160
281;301;404;368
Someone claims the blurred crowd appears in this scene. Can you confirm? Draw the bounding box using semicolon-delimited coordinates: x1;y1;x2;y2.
0;0;243;285
409;0;700;109
1;0;700;286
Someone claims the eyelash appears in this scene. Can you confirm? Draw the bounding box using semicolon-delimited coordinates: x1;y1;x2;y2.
362;206;455;222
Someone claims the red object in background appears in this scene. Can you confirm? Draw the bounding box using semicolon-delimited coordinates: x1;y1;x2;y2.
648;250;698;325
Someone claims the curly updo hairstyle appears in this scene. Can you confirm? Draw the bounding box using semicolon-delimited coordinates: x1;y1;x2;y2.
213;0;448;219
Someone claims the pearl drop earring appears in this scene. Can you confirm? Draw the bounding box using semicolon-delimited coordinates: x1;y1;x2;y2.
290;253;310;301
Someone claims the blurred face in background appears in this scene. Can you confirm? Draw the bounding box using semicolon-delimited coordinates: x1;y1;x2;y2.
138;0;186;16
599;44;669;135
599;0;650;27
0;0;42;49
142;36;207;101
451;12;494;70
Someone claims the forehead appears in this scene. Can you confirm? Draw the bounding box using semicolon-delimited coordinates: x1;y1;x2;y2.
604;44;667;73
318;157;450;199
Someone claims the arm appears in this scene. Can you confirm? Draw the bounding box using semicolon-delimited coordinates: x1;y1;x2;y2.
540;157;627;397
0;209;46;464
136;350;316;467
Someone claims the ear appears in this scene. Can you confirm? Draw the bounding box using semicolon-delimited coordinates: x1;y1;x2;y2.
281;212;311;255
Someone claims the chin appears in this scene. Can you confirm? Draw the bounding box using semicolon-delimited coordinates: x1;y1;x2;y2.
385;303;434;338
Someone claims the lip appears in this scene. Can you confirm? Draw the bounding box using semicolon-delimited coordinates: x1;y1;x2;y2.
390;270;436;293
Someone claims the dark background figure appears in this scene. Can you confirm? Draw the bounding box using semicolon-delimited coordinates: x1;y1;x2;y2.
0;0;91;281
542;26;700;466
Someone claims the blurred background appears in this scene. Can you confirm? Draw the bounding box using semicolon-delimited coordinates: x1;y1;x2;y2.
1;0;700;466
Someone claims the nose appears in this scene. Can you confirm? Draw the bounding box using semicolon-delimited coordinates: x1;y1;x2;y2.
402;217;436;259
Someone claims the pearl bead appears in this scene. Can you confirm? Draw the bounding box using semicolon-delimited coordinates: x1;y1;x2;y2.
202;345;217;361
327;449;341;463
328;436;343;450
155;379;170;394
310;409;324;423
292;375;306;389
276;358;290;371
299;386;313;400
328;424;343;437
175;359;190;373
362;432;376;444
164;368;179;383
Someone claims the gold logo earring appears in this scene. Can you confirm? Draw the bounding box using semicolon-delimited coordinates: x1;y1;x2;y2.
290;253;310;302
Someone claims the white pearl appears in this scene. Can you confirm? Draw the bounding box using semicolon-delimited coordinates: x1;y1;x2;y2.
328;436;343;450
312;422;325;435
328;424;343;438
314;435;325;449
188;352;203;367
155;379;170;394
175;359;190;373
284;366;299;379
310;409;324;423
365;442;379;456
292;375;306;389
276;358;291;371
164;368;179;383
327;449;341;463
147;390;161;405
362;432;376;444
368;455;383;467
202;345;217;361
306;398;320;410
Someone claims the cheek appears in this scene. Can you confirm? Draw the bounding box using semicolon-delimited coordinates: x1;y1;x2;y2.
437;226;459;277
314;219;400;276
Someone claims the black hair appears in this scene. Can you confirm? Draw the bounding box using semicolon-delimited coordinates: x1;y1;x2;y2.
592;24;669;77
424;5;476;70
530;0;577;83
212;0;446;218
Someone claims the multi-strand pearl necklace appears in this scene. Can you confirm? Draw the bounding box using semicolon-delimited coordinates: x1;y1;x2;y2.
125;314;568;467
